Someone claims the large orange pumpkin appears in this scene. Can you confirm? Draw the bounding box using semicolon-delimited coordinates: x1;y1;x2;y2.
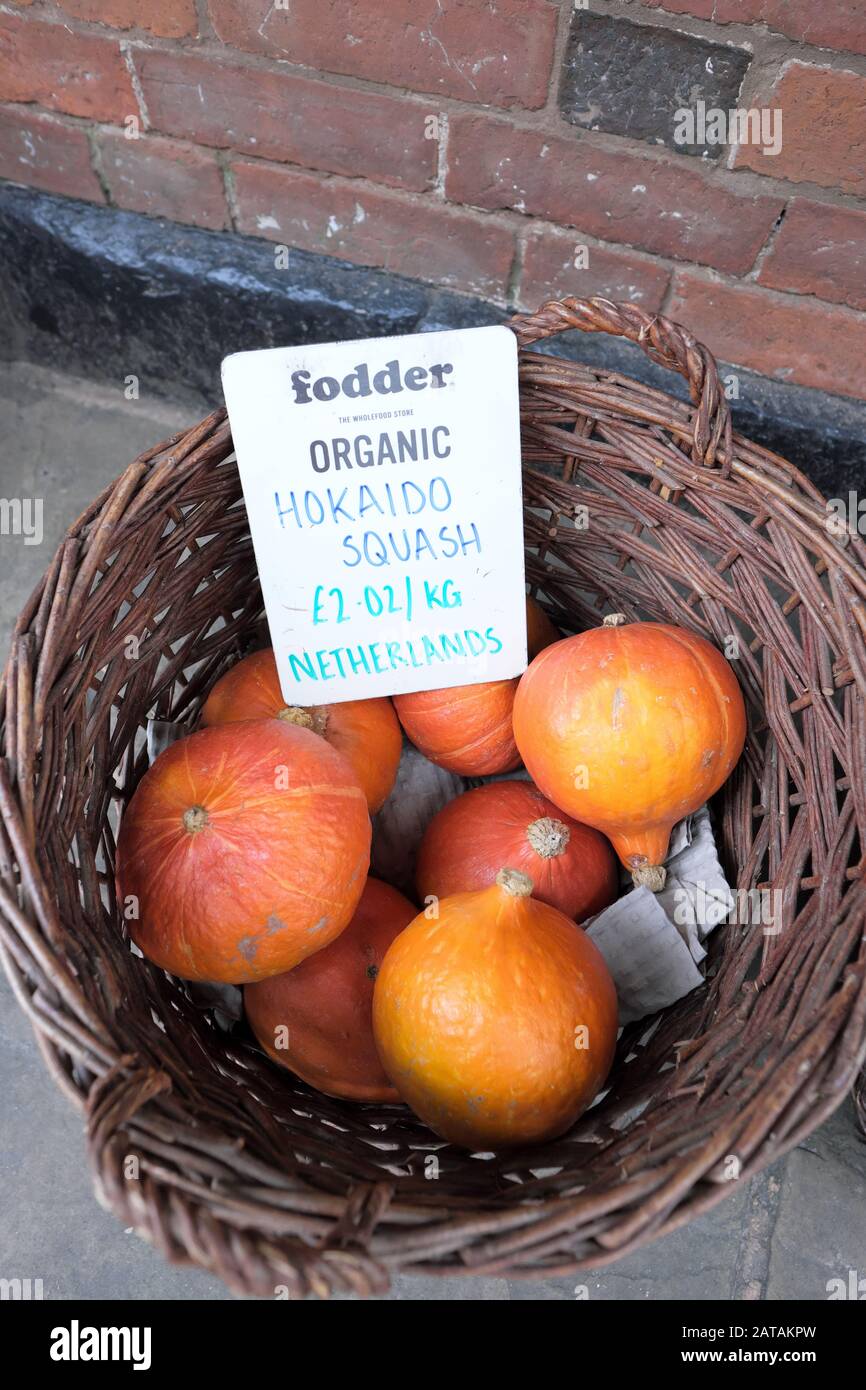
116;720;371;983
416;781;618;921
513;615;747;890
373;868;618;1149
391;596;559;777
201;647;402;812
244;876;416;1102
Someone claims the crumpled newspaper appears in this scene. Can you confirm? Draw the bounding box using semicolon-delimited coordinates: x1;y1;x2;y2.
146;718;191;763
585;805;733;1025
371;743;467;897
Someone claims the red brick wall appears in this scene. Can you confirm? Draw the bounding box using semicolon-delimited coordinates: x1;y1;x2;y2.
1;1;864;400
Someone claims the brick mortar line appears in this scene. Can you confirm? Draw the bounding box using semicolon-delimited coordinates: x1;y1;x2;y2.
659;272;677;321
217;151;239;232
733;48;793;109
433;111;449;201
84;125;113;207
121;41;151;131
720;53;792;179
193;0;216;44
744;203;788;283
505;229;528;308
543;0;577;118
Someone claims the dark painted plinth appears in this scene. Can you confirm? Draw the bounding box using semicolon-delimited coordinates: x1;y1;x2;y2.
0;181;862;496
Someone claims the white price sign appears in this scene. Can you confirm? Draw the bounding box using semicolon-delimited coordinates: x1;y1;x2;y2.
222;325;526;705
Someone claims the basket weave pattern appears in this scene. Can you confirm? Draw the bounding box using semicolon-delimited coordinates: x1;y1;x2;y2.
2;298;865;1297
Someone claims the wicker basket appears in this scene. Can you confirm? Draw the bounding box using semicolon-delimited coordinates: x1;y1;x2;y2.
2;297;865;1298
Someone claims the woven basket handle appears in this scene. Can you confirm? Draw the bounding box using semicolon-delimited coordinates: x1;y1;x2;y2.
509;296;732;469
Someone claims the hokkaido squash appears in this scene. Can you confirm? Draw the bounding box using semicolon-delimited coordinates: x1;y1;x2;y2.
373;868;617;1149
201;647;402;812
416;781;618;921
393;677;520;776
513;615;747;890
526;594;560;658
116;720;371;983
391;596;559;776
244;877;415;1102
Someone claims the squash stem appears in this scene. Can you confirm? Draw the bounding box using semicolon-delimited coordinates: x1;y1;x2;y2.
631;862;667;892
182;805;209;834
279;705;329;736
526;816;570;858
496;867;534;898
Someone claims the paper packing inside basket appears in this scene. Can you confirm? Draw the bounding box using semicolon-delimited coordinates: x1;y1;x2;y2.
584;804;734;1025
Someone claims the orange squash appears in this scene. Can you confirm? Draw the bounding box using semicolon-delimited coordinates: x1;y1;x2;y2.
373;868;617;1149
116;720;371;983
513;615;746;889
393;677;519;777
201;648;402;812
391;597;560;776
416;780;618;921
244;877;415;1102
526;594;560;658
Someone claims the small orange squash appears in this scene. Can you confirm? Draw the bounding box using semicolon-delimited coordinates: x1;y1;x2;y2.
201;648;402;812
416;780;618;921
393;677;519;776
391;597;559;777
373;868;618;1149
513;615;747;889
526;594;560;658
116;720;371;983
245;877;415;1102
